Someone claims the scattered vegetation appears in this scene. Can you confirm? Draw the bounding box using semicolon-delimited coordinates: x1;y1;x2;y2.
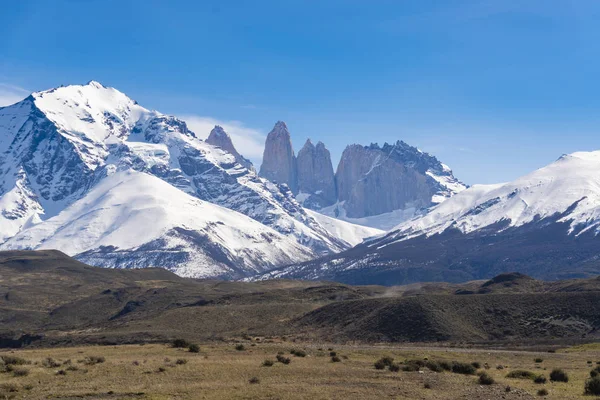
533;375;547;384
388;363;400;372
549;368;569;382
374;357;394;370
537;388;548;396
331;355;341;363
585;376;600;396
478;372;495;385
172;339;190;348
471;361;481;369
506;370;537;380
235;344;246;351
188;344;200;353
42;357;61;368
175;358;188;365
535;358;544;363
262;359;274;367
81;356;105;365
276;354;291;364
290;349;306;357
249;377;260;384
329;351;337;357
11;367;29;377
451;361;476;375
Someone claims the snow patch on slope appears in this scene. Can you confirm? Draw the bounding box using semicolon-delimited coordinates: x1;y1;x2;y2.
305;209;384;246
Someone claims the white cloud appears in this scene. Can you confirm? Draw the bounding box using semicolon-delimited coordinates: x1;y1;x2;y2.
180;115;265;165
0;83;30;107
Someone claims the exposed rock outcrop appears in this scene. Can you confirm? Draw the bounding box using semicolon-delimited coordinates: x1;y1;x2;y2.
296;139;337;208
206;125;254;171
259;121;297;193
335;141;465;218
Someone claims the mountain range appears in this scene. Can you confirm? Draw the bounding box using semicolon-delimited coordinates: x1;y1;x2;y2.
2;81;600;285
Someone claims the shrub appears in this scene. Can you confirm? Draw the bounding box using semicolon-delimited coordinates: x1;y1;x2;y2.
172;338;189;348
378;356;394;367
329;351;337;357
549;369;569;383
537;388;548;396
262;359;274;367
534;358;543;363
276;355;291;364
12;367;29;377
82;356;105;365
585;376;600;396
157;367;166;373
471;361;481;369
496;365;504;370
291;349;306;357
439;361;452;371
591;366;600;378
478;372;495;385
374;360;386;370
331;356;341;363
175;359;188;365
506;370;537;380
42;357;61;368
66;365;79;371
235;344;246;351
56;369;67;375
424;382;432;389
249;376;260;384
425;361;444;372
188;344;200;353
451;361;476;375
534;375;547;384
388;363;400;372
0;356;27;366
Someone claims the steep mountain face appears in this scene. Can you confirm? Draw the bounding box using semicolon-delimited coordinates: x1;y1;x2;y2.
259;121;298;193
330;141;466;221
255;151;600;285
296;139;337;209
0;81;357;277
3;170;313;278
205;125;254;171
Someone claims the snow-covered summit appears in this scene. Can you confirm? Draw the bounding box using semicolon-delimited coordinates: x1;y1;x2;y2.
386;150;600;242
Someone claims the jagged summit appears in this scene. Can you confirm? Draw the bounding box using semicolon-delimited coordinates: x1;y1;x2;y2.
206;125;254;170
259;121;298;193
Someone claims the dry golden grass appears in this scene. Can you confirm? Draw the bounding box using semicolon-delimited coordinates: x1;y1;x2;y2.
1;341;599;399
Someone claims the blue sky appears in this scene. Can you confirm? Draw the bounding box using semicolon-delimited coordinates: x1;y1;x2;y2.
2;0;600;184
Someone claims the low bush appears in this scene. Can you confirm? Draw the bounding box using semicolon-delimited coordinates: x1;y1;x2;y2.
378;356;394;366
506;370;537;380
585;376;600;396
329;351;337;357
549;368;569;383
56;369;67;375
471;361;481;369
425;361;445;372
82;356;105;366
537;388;548;396
374;360;386;370
534;375;547;384
235;344;246;351
262;359;274;367
249;377;260;384
331;356;341;363
12;367;29;377
291;349;306;357
451;361;476;375
439;361;452;371
424;382;432;389
534;358;543;363
0;356;27;366
175;359;188;365
188;344;200;353
478;372;495;385
591;366;600;378
276;355;291;364
172;339;190;348
42;357;61;368
388;363;400;372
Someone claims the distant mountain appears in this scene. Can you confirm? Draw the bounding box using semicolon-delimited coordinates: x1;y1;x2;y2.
255;151;600;284
259;124;466;229
0;81;373;277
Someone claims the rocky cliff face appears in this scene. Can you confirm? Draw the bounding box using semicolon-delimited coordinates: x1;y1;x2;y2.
296;139;337;209
205;125;254;171
259;121;297;193
335;141;465;219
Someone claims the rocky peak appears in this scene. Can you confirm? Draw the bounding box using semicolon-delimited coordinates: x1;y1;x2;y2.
205;125;254;171
296;139;336;209
259;121;298;193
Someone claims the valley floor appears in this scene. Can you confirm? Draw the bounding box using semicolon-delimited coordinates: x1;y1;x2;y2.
1;341;599;399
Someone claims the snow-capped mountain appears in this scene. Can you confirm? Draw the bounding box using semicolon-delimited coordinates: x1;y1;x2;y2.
0;81;365;277
3;170;313;278
255;151;600;284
